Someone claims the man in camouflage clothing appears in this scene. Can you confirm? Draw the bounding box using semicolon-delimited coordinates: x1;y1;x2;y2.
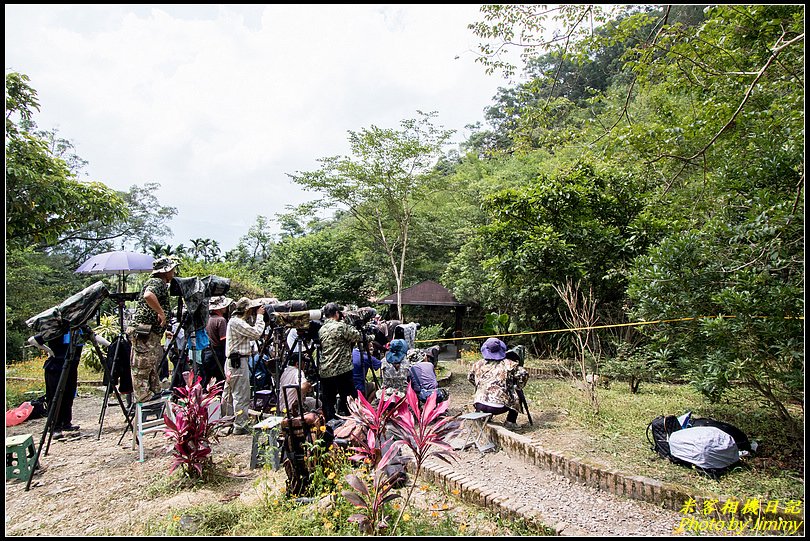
129;257;177;402
467;337;528;430
317;302;360;421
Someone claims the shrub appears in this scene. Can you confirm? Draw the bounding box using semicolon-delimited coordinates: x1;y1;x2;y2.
163;372;227;478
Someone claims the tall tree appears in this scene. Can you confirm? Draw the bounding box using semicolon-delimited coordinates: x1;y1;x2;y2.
5;72;127;250
289;111;454;319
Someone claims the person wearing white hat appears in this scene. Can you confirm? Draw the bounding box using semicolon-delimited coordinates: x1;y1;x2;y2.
223;297;265;435
201;295;233;390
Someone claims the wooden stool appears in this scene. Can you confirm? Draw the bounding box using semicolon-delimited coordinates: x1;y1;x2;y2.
6;434;36;481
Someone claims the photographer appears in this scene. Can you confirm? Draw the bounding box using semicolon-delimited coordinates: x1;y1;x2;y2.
317;302;360;422
27;328;110;439
129;257;177;403
223;297;265;435
202;295;232;390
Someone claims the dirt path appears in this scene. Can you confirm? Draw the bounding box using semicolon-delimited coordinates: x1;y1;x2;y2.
6;367;689;536
5;394;260;536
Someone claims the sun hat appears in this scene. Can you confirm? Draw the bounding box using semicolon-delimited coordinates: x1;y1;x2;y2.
233;297;263;314
386;338;409;364
481;337;507;361
208;296;234;311
151;256;179;275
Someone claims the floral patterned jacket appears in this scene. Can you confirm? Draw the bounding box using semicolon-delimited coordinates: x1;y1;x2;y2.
467;358;528;410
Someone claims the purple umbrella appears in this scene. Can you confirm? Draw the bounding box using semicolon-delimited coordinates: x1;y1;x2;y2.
75;250;155;292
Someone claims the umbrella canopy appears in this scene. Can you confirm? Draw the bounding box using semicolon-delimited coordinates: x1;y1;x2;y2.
75;250;154;274
75;251;155;293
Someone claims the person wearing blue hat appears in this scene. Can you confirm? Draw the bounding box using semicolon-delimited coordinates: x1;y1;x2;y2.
467;337;528;430
380;338;411;397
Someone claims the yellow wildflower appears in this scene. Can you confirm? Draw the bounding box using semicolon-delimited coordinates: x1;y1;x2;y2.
327;471;336;480
403;513;411;522
451;489;460;495
172;515;180;522
319;425;326;432
442;503;449;510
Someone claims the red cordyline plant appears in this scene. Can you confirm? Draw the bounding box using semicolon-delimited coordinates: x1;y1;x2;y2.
340;385;459;535
163;371;227;478
387;384;460;534
341;389;407;534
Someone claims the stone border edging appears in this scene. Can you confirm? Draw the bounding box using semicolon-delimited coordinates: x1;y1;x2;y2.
484;424;804;530
407;459;582;536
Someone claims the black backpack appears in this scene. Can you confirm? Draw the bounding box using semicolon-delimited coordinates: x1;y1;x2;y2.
646;415;683;460
647;414;750;478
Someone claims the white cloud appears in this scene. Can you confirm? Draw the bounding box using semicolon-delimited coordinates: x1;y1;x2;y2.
5;4;506;251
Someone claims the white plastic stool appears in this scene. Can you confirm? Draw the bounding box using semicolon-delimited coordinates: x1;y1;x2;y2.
132;395;173;462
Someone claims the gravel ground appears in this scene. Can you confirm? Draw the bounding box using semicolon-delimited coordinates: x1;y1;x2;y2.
6;367;701;537
430;448;685;536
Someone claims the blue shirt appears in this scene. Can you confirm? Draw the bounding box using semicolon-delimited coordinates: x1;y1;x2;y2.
352;348;382;392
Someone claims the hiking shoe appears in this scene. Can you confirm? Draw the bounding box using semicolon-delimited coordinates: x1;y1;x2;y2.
61;424;81;431
232;426;250;436
503;421;518;430
52;430;64;440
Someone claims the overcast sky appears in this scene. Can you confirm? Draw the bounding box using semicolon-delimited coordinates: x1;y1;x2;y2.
5;4;514;253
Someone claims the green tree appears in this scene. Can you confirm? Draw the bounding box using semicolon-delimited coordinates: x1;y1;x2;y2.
289;111;455;319
5;72;127;249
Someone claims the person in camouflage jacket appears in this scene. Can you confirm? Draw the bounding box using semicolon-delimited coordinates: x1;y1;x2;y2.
129;257;177;402
317;303;360;421
467;337;528;429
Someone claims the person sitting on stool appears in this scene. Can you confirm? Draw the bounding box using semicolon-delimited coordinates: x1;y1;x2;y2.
407;348;448;404
467;338;528;430
279;354;318;417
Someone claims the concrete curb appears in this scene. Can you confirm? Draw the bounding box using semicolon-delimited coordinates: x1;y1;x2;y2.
407;421;803;535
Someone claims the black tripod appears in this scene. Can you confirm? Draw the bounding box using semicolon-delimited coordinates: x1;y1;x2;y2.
356;328;381;399
26;325;106;491
97;292;136;439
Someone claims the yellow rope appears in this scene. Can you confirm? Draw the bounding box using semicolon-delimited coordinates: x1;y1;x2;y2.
413;315;804;344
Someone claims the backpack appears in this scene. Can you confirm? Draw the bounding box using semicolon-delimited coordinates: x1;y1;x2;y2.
646;415;687;461
646;413;749;479
668;426;741;479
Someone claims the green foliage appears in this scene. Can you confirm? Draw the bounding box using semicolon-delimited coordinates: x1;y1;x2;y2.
414;323;447;348
5;72;128;250
79;314;120;371
289;111;456;318
6;247;93;363
478;162;652;332
264;224;373;307
602;342;676;394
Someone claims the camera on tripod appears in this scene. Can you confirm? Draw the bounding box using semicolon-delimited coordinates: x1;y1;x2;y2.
169;275;231;332
263;299;323;334
26;281;110;341
341;306;377;330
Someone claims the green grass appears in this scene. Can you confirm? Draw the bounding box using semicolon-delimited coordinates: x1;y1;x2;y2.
519;377;804;501
138;479;552;537
5;356;104;410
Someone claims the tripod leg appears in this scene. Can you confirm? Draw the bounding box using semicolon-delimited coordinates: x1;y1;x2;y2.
97;335;123;439
26;329;78;491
